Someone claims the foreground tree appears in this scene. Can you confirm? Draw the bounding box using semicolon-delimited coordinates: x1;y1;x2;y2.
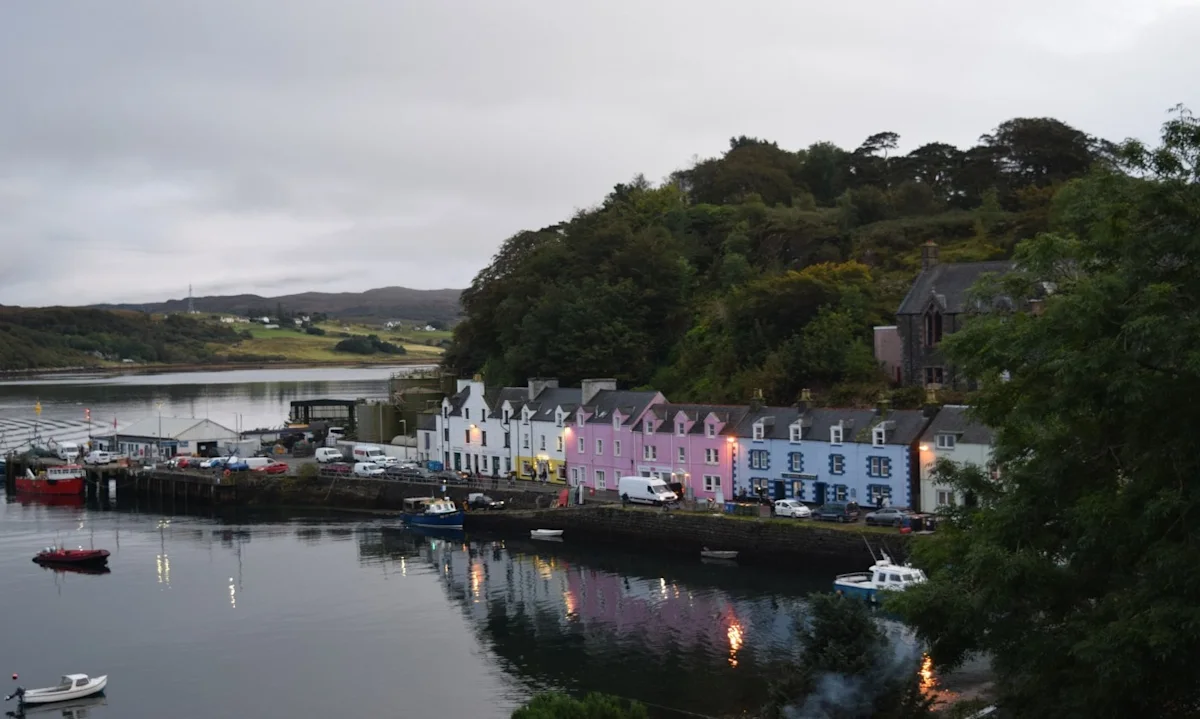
891;107;1200;718
511;692;647;719
764;593;932;719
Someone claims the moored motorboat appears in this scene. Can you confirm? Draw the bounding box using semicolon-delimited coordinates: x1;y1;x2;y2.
15;466;86;496
401;497;464;529
700;548;738;560
833;552;927;603
5;674;107;706
32;546;110;567
530;529;563;539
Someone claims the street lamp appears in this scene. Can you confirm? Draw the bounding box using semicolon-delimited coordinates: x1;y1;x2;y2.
726;436;736;502
398;419;408;459
155;401;165;461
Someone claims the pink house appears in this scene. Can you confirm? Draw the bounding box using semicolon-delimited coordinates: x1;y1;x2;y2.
566;381;666;493
629;404;750;502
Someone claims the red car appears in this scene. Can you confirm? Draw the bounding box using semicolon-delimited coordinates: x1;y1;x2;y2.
321;463;352;477
254;462;289;475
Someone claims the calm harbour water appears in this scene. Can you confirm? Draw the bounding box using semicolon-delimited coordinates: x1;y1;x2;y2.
0;493;838;719
0;366;431;453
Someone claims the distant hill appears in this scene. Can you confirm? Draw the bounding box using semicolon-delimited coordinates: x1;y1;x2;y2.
89;286;463;322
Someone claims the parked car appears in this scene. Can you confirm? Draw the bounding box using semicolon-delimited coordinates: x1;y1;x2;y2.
200;456;239;469
384;465;428;481
814;501;862;523
773;499;811;519
314;448;345;464
83;451;116;466
864;507;912;527
254;461;290;475
353;462;385;478
321;462;353;477
467;493;505;510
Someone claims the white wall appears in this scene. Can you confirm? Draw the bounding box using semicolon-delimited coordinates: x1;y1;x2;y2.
919;440;992;511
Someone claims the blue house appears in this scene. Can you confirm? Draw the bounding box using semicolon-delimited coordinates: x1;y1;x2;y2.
735;406;930;509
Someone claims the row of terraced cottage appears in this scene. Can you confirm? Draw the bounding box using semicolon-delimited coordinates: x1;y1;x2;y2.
414;377;992;512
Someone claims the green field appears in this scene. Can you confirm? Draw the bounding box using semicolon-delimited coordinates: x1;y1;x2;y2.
216;321;450;363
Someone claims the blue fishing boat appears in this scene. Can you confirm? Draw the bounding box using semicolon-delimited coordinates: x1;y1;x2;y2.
401;497;464;530
833;553;927;603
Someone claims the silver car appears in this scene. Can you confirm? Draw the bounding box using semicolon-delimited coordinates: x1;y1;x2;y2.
773;499;812;518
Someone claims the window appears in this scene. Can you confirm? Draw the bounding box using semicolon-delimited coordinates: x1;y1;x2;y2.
505;457;512;473
453;452;461;470
596;470;606;490
752;424;764;441
523;434;530;449
643;445;657;460
924;366;945;386
705;448;719;465
703;475;720;492
614;440;622;457
872;427;885;447
613;415;620;430
578;437;585;453
830;425;843;444
829;454;845;475
706;424;716;438
570;467;580;483
465;408;470;420
869;456;892;478
503;410;511;423
595;439;603;455
464;429;470;445
504;431;511;449
868;484;893;505
424;433;430;450
555;413;563;427
936;489;956;507
677;422;686;436
788;452;803;472
678;446;686;462
556;436;563;452
443;428;449;442
789;425;801;443
749;450;769;470
936;433;956;449
539;435;546;451
835;484;848;501
443;407;449;418
924;309;944;347
644;421;653;435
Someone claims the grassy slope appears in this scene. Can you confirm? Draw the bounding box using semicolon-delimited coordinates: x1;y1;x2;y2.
216;321;451;363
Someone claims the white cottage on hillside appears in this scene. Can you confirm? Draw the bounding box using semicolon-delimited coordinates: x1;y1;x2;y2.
917;405;995;511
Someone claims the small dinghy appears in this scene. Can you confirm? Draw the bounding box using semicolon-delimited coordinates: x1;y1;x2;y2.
700;548;738;560
6;674;107;706
32;546;110;567
530;529;563;539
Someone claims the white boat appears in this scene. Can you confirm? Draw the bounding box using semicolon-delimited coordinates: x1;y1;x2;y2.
833;553;927;603
6;674;107;705
700;548;738;560
530;529;563;538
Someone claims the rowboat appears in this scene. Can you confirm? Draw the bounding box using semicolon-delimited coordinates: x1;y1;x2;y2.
700;548;738;560
530;529;563;539
5;674;107;706
32;547;110;567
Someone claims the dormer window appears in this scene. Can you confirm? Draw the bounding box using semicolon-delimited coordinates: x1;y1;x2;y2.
676;422;686;436
613;414;621;430
831;425;844;445
706;424;716;438
555;412;563;428
644;421;653;435
443;406;449;419
872;426;886;447
752;423;765;441
936;433;956;450
789;425;802;443
503;410;510;423
465;408;470;421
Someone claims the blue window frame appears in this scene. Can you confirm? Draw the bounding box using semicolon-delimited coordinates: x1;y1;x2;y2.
867;456;892;478
828;454;845;475
749;450;770;470
788;452;804;473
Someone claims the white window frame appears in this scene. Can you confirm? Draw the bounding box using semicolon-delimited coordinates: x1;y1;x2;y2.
678;446;686;462
555;412;563;427
644;421;653;435
614;440;622;457
595;439;603;455
465;408;470;421
936;433;956;450
706;424;716;438
570;467;579;483
643;445;657;461
613;415;620;430
872;427;885;447
752;424;764;441
870;456;888;477
831;425;844;445
577;437;585;453
788;452;803;472
789;426;801;443
596;470;606;490
830;454;845;474
703;475;720;492
556;436;564;452
677;422;686;437
936;489;956;507
705;448;718;465
539;435;546;451
523;434;530;449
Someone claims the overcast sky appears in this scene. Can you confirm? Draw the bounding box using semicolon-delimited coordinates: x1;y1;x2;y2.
1;1;1196;306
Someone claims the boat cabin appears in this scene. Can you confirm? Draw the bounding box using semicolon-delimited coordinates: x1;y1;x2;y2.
54;675;92;690
45;466;85;480
402;497;457;514
869;560;927;590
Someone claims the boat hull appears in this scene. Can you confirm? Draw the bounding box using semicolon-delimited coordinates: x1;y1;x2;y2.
530;530;563;538
17;676;107;705
33;550;110;567
402;511;464;530
833;580;879;602
14;478;85;496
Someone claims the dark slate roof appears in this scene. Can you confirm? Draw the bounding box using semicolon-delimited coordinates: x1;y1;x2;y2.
485;387;529;419
804;408;929;446
416;413;437;431
524;387;582;421
635;403;750;435
734;406;806;440
919;405;994;445
583;390;661;426
897;260;1016;315
446;386;470;417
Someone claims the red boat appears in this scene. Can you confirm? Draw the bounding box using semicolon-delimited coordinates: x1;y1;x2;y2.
32;546;110;567
16;465;86;496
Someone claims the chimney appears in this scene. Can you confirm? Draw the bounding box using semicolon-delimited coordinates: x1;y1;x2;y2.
796;388;812;412
527;377;558;401
581;378;617;406
921;241;939;271
749;388;764;413
923;387;939;418
1029;298;1045;316
877;394;890;419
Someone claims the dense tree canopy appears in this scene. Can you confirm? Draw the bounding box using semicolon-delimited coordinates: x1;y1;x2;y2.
444;117;1109;404
890;107;1200;718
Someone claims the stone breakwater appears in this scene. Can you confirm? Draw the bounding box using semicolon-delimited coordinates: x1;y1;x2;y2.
464;505;913;567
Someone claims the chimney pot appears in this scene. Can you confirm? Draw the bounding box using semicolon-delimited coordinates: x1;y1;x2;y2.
921;241;939;271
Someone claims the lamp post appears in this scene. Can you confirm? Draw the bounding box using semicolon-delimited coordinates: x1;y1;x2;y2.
726;435;737;504
155;401;164;461
398;419;408;460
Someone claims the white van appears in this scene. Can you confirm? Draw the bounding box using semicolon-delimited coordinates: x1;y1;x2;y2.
315;448;344;464
56;442;81;462
618;476;679;506
353;462;385;478
352;445;395;466
243;457;271;470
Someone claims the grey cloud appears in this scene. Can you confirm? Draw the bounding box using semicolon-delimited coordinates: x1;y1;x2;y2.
0;0;1196;306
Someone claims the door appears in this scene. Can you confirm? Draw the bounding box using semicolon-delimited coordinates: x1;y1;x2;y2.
814;482;827;505
772;480;786;500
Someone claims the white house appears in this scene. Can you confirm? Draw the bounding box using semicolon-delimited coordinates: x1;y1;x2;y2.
104;417;238;459
415;413;438;463
437;378;530;477
917;405;995;511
